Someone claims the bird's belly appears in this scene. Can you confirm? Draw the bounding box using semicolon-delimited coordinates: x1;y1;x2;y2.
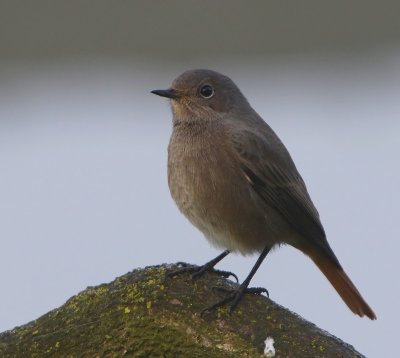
168;152;288;254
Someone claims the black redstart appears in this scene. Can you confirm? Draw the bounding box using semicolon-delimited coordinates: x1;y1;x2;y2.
152;69;376;319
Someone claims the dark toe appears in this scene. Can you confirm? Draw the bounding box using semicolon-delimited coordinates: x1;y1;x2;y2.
167;265;198;277
212;269;239;283
244;286;269;297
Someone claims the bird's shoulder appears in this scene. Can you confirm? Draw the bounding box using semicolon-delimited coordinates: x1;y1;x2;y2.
222;112;298;175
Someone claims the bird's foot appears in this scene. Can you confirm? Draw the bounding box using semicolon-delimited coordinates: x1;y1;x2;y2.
201;285;269;315
167;261;238;283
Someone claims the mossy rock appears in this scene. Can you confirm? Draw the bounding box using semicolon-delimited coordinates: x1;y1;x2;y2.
0;264;364;357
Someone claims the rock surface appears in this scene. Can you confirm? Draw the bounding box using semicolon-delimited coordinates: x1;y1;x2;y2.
0;264;364;357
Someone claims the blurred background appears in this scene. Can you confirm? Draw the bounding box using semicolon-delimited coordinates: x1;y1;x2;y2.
1;1;399;356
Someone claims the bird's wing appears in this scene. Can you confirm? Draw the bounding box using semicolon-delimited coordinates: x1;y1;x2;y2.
230;127;338;262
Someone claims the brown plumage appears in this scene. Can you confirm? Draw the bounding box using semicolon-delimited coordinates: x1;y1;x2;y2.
152;69;376;319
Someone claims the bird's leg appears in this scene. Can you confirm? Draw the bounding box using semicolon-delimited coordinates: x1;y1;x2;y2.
168;250;238;282
202;246;271;315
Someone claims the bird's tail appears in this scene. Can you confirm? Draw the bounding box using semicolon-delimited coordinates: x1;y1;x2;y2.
305;247;376;320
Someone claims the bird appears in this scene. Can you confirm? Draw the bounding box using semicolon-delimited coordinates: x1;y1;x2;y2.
151;69;376;320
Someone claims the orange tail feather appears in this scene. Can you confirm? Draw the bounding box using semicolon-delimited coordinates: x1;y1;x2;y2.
309;253;376;319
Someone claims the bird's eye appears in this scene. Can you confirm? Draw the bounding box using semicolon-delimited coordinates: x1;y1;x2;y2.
199;85;214;99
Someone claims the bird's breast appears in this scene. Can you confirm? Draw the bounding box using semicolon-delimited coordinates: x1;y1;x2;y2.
167;125;284;254
167;129;229;223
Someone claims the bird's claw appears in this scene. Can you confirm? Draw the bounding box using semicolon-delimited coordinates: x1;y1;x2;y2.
168;263;238;283
201;285;269;316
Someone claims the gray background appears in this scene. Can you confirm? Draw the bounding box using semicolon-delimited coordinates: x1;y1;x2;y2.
1;2;399;356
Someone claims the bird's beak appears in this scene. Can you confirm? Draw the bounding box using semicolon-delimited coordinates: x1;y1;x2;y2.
151;88;179;99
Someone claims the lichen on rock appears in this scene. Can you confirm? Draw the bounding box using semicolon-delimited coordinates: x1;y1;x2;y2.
0;263;364;357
